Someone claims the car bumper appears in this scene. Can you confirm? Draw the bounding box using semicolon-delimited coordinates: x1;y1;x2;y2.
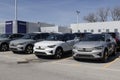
34;48;55;56
73;49;103;59
9;45;25;52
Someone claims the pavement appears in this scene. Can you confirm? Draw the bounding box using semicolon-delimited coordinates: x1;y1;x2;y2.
0;51;120;80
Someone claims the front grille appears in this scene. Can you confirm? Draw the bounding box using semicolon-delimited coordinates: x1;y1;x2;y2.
76;54;93;58
35;51;46;55
78;48;93;52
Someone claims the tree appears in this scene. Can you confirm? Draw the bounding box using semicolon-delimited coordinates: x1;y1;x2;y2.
83;13;98;22
97;8;109;22
111;7;120;21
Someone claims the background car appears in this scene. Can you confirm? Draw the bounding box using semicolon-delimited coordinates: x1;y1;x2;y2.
73;32;91;40
102;32;120;50
34;33;78;59
73;34;117;62
9;33;50;54
0;33;24;51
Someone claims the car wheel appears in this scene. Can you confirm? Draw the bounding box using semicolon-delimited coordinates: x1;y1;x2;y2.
0;43;9;51
12;51;18;54
35;54;41;58
73;56;79;60
112;47;117;56
54;48;63;59
101;50;108;63
25;45;33;54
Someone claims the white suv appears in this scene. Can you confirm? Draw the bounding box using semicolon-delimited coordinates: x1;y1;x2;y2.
34;33;78;59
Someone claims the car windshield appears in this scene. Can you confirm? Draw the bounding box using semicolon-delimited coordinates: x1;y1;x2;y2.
22;33;36;39
0;34;10;38
81;34;105;41
46;34;63;41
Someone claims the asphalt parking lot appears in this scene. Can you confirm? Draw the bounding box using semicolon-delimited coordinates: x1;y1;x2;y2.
0;51;120;80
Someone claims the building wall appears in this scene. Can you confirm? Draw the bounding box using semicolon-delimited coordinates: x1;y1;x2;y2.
0;22;5;34
41;26;58;33
26;22;40;33
70;21;120;33
59;27;71;33
40;26;71;33
0;20;54;34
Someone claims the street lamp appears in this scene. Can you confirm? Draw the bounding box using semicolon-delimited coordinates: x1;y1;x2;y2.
15;0;17;20
76;10;80;24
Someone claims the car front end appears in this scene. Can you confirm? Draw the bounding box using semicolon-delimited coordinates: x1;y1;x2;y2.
9;39;33;52
73;41;105;59
34;41;62;56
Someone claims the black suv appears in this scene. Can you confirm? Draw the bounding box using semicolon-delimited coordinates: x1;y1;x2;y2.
0;33;24;51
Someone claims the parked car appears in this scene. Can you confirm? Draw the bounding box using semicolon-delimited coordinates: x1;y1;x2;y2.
73;32;91;40
9;33;50;54
73;34;117;62
34;33;78;59
102;32;120;49
0;33;24;51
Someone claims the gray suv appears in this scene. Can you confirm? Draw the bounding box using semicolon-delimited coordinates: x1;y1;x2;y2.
9;33;49;54
73;34;117;62
0;33;24;51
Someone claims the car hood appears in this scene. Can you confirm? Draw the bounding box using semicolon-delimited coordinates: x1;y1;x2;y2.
74;41;105;48
35;41;64;46
0;38;8;41
10;39;34;44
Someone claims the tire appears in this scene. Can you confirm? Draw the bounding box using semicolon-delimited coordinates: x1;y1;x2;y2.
35;54;42;58
73;57;79;61
101;50;108;63
112;47;117;56
12;51;18;53
0;43;9;51
25;45;33;54
54;48;63;59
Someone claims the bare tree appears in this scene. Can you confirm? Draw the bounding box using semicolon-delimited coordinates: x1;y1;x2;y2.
83;13;98;22
111;7;120;21
97;8;109;22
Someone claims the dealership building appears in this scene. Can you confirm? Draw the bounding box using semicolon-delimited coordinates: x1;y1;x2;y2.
0;20;54;34
41;26;71;33
70;21;120;33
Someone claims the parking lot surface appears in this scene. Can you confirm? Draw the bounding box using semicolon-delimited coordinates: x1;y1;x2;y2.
0;51;120;80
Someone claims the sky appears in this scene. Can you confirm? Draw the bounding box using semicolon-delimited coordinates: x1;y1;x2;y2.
0;0;120;25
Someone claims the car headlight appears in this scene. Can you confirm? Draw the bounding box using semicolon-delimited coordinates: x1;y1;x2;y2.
94;46;103;50
47;45;56;48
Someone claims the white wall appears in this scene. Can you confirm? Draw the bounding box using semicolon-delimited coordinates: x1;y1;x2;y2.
70;21;120;33
41;26;58;33
12;20;17;33
59;27;71;33
27;22;40;33
0;22;5;34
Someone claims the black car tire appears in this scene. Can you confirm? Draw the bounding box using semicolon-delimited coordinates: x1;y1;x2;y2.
0;43;9;51
101;50;108;63
54;48;63;59
25;45;33;54
112;47;117;56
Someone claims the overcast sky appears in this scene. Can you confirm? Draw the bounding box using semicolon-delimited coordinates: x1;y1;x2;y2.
0;0;120;25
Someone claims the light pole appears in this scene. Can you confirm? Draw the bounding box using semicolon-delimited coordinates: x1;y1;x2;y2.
76;10;80;25
15;0;17;20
